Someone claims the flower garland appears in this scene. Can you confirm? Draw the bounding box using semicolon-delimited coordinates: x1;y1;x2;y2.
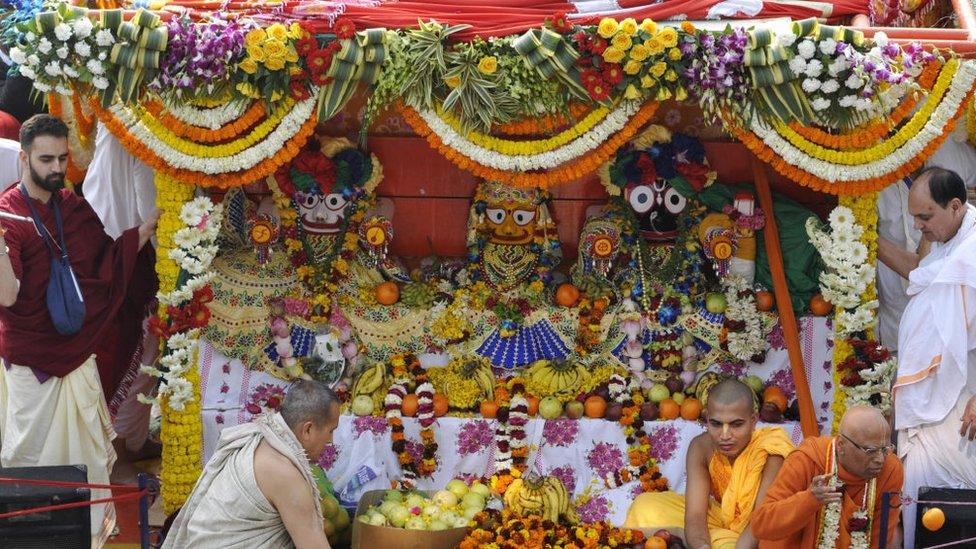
816;438;876;548
399;100;659;188
722;276;771;363
491;102;593;136
47;92;91;185
490;377;530;497
384;354;438;487
158;98;251;130
458;509;645;549
607;382;671;494
89;94;318;188
736;58;976;194
837;337;896;412
143;99;265;142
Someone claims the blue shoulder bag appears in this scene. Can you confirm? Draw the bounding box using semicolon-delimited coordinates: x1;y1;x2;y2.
19;184;86;335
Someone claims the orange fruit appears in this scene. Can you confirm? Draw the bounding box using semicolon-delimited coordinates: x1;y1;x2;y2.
645;536;668;549
401;394;419;416
680;397;702;421
584;395;607;418
755;291;775;312
480;401;499;419
659;399;680;420
809;293;832;316
922;507;946;531
525;395;540;416
555;283;581;307
763;387;788;413
433;394;448;417
375;281;400;305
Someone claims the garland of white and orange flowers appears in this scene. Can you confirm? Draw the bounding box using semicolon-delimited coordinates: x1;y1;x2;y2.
608;373;628;403
106;91;317;174
412;99;641;172
723;275;768;361
816;438;876;549
161;98;250;130
752;58;976;182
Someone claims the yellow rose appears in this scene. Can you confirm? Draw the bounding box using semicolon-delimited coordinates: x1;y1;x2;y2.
240;58;258;74
640;75;655;88
267;23;289;42
619;18;638;36
628;44;650;61
611;33;632;51
658;27;678;48
675;86;688;101
650;61;667;77
245;28;266;48
602;46;625;63
645;38;664;55
265;56;286;71
668;47;682;61
263;39;287;61
288;22;304;39
655;87;673;100
478;56;498;75
640;19;657;34
680;21;696;34
664;69;678;82
445;75;461;88
623;60;642;75
624;84;641;99
236;82;261;98
285;45;299;63
597;18;618;39
246;44;266;62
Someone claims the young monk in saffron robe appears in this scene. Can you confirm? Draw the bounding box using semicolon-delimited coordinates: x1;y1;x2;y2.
751;405;903;548
624;379;795;549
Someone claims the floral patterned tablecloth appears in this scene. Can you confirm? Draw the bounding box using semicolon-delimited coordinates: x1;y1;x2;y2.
195;317;835;525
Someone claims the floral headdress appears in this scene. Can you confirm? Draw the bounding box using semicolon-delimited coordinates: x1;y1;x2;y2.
599;125;716;195
273;136;383;198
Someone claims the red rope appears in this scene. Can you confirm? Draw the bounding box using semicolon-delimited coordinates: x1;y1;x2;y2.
0;489;149;520
0;477;142;492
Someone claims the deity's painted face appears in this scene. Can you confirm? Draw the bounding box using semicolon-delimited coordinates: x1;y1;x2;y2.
295;190;349;235
485;198;537;245
624;179;687;242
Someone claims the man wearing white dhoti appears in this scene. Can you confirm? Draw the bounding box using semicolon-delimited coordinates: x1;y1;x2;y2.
878;167;976;549
162;380;340;549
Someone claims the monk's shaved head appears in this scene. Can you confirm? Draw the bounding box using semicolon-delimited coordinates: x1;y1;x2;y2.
839;405;889;440
707;378;757;413
837;405;891;480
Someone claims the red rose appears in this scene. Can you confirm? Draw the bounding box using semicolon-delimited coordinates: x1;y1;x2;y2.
675;161;711;191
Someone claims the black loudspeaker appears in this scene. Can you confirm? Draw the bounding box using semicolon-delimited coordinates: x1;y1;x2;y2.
915;487;976;549
0;465;91;549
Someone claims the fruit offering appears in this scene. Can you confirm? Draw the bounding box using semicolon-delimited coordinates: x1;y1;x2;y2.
357;479;491;530
503;474;579;524
312;466;351;546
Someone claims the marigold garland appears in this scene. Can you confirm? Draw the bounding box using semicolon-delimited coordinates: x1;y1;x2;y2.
142;99;267;143
90;96;318;188
47;93;88;186
399;100;660;188
384;354;438;487
458;509;646;549
160;349;203;514
491;102;593;136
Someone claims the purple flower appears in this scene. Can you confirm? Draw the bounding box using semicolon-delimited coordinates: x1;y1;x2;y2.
456;472;482;485
543;419;580;447
767;369;797;402
404;440;425;465
648;425;678;462
318;443;338;470
767;321;786;350
215;414;224;424
577;494;612;523
718;361;747;378
352;416;389;438
587;441;626;479
550;466;577;495
456;420;494;455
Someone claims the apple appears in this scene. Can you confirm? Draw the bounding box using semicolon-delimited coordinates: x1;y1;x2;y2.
705;292;728;314
654;529;673;542
665;375;684;395
351;395;375;416
743;375;764;395
405;516;427;530
565;400;585;419
446;479;469;499
388;506;411;528
432;489;458;507
605;403;623;421
461;492;486;510
539;396;563;419
672;393;685;405
648;383;670;403
640;402;659;421
321;496;339;519
384;489;404;502
469;482;491;499
405;493;426;508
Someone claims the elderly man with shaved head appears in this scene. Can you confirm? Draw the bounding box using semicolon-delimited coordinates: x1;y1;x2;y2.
625;379;795;549
877;166;976;549
751;406;903;548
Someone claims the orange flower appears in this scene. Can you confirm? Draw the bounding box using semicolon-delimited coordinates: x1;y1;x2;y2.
142;99;267;143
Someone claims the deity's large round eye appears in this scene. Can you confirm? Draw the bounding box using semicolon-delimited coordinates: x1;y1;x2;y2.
664;187;687;214
324;193;347;212
299;193;321;209
486;208;507;224
628;185;654;214
512;209;536;226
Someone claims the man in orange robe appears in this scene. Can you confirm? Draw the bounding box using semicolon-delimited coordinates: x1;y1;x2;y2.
625;379;794;548
751;406;902;548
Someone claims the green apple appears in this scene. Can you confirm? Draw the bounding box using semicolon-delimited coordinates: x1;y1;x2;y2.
446;479;469;499
388;506;411;528
432;489;458;507
469;482;491;499
648;383;670;403
672;392;685;405
384;489;404;502
705;292;728;314
405;516;426;530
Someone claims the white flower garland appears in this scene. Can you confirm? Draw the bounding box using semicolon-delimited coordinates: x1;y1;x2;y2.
806;206;877;335
160;99;250;130
413;99;641;172
817;438;876;549
141;196;222;411
107;91;318;174
723;275;769;361
750;59;976;183
845;355;897;412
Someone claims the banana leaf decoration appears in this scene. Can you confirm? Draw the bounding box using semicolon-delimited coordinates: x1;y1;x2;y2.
513;27;589;102
316;28;387;122
99;8;167;107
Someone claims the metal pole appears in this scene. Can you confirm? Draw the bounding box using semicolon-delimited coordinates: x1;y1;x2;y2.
138;473;150;549
879;492;892;549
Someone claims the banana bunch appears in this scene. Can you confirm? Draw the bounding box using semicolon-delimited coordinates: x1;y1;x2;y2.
351;363;388;407
574;273;616;302
401;282;435;309
524;359;591;403
504;475;579;525
693;371;722;407
465;358;496;403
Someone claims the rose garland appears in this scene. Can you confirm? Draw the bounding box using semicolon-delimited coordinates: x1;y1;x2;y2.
398;100;659;188
384;354;438;488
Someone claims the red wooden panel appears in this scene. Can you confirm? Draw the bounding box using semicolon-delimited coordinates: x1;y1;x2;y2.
370;137;478;198
388;197;471;257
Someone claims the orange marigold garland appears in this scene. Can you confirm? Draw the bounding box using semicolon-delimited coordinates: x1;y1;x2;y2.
492;102;594;136
384;354;438;488
490;376;530;497
142;99;268;143
603;373;671;494
398;101;660;189
458;509;646;549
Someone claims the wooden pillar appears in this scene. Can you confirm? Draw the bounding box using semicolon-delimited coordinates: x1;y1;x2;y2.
751;157;821;437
